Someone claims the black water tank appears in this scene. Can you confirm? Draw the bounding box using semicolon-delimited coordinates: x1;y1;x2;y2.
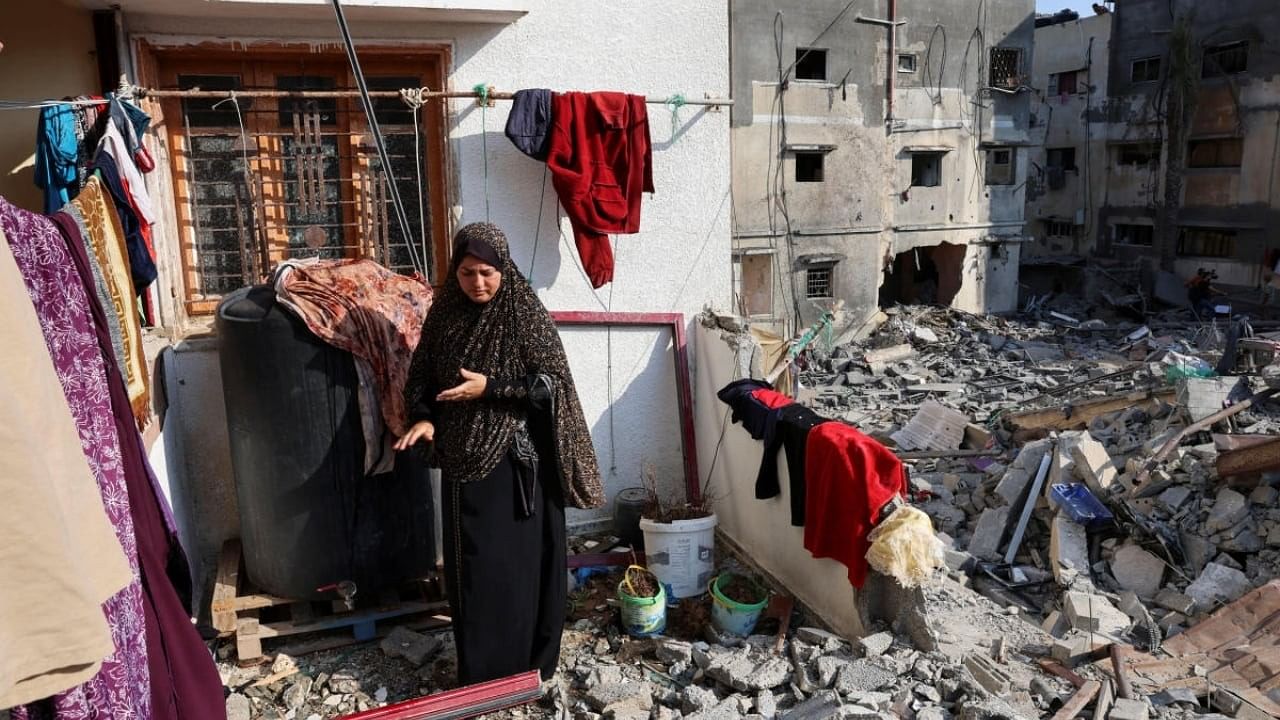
217;285;434;601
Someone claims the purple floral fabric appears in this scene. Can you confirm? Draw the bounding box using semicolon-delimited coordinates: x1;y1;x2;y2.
0;197;150;719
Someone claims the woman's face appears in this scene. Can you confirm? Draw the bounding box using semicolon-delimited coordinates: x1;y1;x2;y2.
457;254;502;304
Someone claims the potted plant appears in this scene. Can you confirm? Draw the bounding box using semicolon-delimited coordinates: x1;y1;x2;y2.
636;464;718;599
709;571;769;637
617;565;666;637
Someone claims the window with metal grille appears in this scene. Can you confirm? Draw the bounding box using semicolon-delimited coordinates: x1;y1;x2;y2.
985;147;1015;185
1045;220;1075;237
156;49;449;314
805;265;833;299
1178;227;1236;258
1113;224;1154;246
1203;41;1248;77
910;152;942;187
795;152;824;182
1115;143;1161;166
1047;70;1080;95
1046;147;1077;172
1187;138;1243;168
1131;56;1161;83
989;48;1023;88
795;48;827;81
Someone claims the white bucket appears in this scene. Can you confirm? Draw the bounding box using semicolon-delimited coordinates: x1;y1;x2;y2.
639;514;718;598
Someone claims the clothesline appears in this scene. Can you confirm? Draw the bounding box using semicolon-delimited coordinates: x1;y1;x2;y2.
134;87;734;107
0;98;111;111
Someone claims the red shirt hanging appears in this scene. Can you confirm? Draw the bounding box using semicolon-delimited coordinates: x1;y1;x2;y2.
547;92;654;288
803;422;905;588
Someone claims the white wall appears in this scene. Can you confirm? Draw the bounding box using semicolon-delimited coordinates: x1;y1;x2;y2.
130;0;732;582
695;322;864;639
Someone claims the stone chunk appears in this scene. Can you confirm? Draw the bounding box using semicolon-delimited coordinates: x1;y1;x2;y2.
779;690;842;720
857;631;894;657
225;693;251;720
755;691;778;719
1071;432;1117;494
1051;632;1092;662
1154;588;1196;615
380;627;442;666
1250;484;1279;506
1156;486;1193;514
1050;515;1093;589
967;507;1011;562
1108;698;1149;720
1185;562;1253;613
1063;592;1131;635
833;661;898;696
1150;687;1199;707
682;685;719;714
587;683;653;713
656;639;694;665
1206;488;1250;533
1110;545;1165;598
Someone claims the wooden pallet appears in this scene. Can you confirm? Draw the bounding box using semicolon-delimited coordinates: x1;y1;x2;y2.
211;539;448;663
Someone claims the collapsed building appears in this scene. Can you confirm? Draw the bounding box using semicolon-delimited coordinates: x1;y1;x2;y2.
729;0;1035;333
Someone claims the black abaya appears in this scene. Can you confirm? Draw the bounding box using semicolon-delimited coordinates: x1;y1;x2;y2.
442;446;567;684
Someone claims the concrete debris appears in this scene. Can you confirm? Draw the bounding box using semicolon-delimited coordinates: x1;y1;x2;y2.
1110;545;1165;598
856;631;894;657
1185;562;1253;613
1108;697;1150;720
1204;488;1250;534
379;626;442;667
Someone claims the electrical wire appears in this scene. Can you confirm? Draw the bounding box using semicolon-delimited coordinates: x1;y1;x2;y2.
328;0;424;276
924;24;948;107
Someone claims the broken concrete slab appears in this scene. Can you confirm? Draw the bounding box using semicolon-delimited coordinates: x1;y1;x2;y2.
857;631;894;658
995;439;1053;507
1155;486;1193;514
1071;432;1118;495
778;690;841;720
1206;488;1250;534
1185;562;1253;613
1110;545;1166;598
379;626;442;667
1178;376;1251;423
1063;592;1131;635
833;660;898;696
891;400;970;451
1108;698;1150;720
1154;588;1196;616
587;683;654;712
1050;515;1093;589
1249;484;1278;506
967;506;1012;562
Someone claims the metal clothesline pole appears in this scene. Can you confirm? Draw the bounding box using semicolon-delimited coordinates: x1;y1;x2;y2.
134;87;734;107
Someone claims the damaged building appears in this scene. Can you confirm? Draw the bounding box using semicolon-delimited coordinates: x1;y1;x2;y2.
1026;0;1280;296
729;0;1035;333
1024;10;1112;260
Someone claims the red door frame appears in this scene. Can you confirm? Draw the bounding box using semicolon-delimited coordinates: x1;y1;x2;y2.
549;311;701;508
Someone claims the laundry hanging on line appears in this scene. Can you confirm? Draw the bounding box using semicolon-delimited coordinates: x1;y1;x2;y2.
503;89;654;289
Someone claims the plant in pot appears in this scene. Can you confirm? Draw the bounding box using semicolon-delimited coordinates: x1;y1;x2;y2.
636;464;718;600
617;565;666;637
709;571;769;637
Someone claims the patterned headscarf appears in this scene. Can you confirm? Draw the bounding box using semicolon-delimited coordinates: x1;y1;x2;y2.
403;223;604;509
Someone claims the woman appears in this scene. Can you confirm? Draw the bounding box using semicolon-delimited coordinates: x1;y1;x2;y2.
397;223;605;685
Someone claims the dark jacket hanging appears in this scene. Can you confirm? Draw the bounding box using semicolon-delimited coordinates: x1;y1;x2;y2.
92;153;156;292
505;89;553;161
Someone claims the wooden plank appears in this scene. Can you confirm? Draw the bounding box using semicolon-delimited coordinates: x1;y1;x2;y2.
211;592;297;614
212;539;242;634
1049;680;1100;720
1091;679;1114;720
256;601;447;640
1008;389;1174;434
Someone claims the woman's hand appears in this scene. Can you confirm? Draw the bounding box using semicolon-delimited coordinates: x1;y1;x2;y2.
436;368;488;402
394;420;436;451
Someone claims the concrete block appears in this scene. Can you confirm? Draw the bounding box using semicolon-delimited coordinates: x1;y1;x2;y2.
967;506;1011;562
1072;432;1117;494
996;440;1052;506
962;654;1011;695
1063;592;1131;635
1250;485;1279;506
1185;562;1253;613
1040;610;1068;638
1156;486;1193;514
1110;544;1166;598
1155;588;1196;616
1206;488;1251;533
1050;632;1092;662
1108;698;1149;720
1177;376;1251;423
1050;515;1092;588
